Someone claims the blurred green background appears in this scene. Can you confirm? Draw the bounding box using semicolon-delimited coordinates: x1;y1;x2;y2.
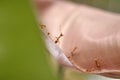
0;0;120;80
72;0;120;13
0;0;57;80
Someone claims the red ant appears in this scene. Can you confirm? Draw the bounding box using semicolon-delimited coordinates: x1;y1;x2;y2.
94;58;101;70
67;47;77;60
40;24;51;36
54;33;63;44
71;47;77;56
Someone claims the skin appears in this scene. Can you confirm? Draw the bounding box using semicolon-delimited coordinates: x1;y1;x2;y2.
34;0;120;78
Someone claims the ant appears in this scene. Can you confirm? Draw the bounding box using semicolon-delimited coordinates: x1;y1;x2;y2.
40;24;64;44
71;47;77;56
40;24;51;36
67;47;77;60
94;58;101;70
54;33;63;44
86;68;95;72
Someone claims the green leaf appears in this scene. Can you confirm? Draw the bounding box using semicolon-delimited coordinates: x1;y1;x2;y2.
0;0;57;80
